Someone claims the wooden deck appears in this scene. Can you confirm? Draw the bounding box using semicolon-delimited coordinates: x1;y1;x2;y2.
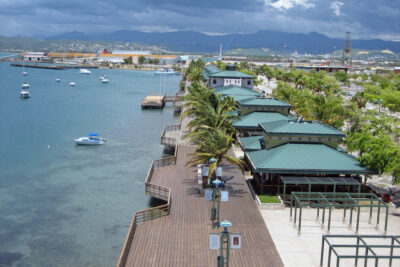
122;145;284;266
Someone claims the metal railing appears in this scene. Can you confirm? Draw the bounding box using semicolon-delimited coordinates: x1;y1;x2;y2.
161;124;180;147
117;190;171;267
117;143;178;267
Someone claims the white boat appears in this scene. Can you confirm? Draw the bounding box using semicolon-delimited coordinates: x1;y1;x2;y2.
56;78;61;82
22;71;28;76
22;82;30;89
74;134;106;145
69;82;76;86
79;69;91;74
20;89;30;98
101;77;109;83
154;68;178;76
99;75;105;80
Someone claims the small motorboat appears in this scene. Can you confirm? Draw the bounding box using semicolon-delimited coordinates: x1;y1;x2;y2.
154;68;178;76
99;75;105;80
22;71;28;76
74;133;106;145
101;77;109;83
56;78;61;82
20;89;30;98
22;82;30;89
69;82;76;86
79;69;91;74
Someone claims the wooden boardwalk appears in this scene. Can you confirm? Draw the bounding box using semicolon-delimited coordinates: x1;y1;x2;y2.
123;145;283;266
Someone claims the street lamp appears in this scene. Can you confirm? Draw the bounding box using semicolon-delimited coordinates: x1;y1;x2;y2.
211;179;223;229
218;220;232;267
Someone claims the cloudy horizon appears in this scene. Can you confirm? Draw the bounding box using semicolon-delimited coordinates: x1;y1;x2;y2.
0;0;399;41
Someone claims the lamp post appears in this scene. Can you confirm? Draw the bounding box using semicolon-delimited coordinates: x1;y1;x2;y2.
211;179;223;229
218;220;232;267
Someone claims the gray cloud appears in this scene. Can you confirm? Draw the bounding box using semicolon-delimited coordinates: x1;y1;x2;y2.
0;0;398;41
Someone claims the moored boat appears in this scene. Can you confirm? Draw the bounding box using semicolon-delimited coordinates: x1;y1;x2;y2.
20;89;30;98
69;82;76;86
74;133;106;145
79;69;91;74
154;68;178;76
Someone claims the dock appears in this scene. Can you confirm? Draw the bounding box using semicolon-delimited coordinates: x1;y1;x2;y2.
141;94;182;109
10;63;99;70
118;144;283;266
141;95;166;109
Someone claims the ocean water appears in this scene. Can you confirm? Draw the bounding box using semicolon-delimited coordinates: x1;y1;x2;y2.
0;60;180;266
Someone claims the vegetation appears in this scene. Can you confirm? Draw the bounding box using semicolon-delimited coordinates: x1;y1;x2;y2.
258;195;281;203
257;65;400;184
138;56;146;65
123;56;133;64
183;59;205;82
182;63;245;181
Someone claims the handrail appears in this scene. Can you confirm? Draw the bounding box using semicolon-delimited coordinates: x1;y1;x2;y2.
117;188;171;267
118;143;178;267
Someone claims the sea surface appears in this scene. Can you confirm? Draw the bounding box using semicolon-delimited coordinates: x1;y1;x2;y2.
0;58;180;266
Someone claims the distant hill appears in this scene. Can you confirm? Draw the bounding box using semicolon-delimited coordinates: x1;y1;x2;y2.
45;30;400;54
0;36;165;53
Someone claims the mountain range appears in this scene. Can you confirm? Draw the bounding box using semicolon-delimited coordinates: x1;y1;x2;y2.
46;30;400;54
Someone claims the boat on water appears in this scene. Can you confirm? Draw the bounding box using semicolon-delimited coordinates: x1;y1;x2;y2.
101;77;109;83
69;82;76;86
22;71;28;76
20;89;30;98
56;78;61;82
22;82;30;89
74;133;106;145
79;69;91;74
154;68;178;76
99;75;105;80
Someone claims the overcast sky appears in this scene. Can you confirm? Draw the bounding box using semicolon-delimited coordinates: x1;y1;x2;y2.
0;0;399;41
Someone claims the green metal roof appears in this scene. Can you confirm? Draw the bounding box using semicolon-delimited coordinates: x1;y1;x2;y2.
259;120;345;137
238;98;292;108
246;143;370;174
214;85;260;96
203;65;221;80
223;95;255;101
233;112;291;130
238;136;264;151
208;70;255;78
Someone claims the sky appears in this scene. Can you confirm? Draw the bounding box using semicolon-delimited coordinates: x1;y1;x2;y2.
0;0;399;41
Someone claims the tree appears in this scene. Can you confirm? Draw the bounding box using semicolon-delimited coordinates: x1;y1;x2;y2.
123;56;133;64
138;56;146;65
186;127;245;180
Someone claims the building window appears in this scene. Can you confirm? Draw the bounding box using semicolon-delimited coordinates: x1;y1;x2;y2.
213;79;216;84
247;80;251;85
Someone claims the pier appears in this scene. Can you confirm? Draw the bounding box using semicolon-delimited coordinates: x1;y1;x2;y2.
118;104;284;267
10;63;99;70
118;143;283;266
141;94;182;109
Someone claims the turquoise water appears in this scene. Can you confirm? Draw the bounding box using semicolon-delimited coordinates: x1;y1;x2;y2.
0;60;180;266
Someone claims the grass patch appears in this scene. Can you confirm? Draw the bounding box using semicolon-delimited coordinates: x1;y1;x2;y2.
258;195;281;203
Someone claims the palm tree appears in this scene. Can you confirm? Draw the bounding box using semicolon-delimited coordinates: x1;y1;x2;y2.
186;127;245;181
